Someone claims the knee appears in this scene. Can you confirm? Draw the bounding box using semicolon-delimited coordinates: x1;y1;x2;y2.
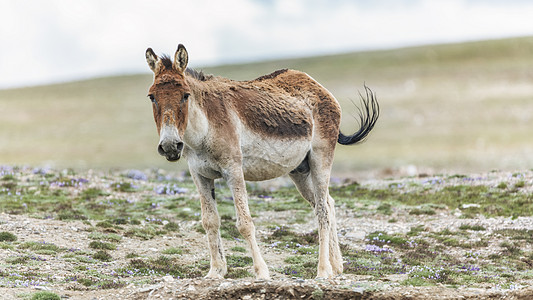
236;217;255;238
202;214;220;232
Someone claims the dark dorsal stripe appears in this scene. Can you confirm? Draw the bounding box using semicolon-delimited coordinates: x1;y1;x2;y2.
253;69;288;82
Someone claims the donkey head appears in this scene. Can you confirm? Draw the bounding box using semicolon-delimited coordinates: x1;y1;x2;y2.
145;44;191;161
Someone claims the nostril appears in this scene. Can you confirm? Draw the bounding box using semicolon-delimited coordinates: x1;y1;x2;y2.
158;144;166;156
176;142;184;152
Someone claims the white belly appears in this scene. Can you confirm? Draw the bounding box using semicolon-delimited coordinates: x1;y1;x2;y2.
240;130;311;181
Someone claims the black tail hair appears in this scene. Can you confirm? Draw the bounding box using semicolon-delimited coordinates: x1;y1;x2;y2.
338;85;380;145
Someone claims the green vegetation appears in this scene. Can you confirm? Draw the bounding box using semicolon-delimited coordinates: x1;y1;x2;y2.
1;166;532;290
88;232;122;243
161;247;183;255
459;224;486;231
31;291;61;300
331;183;533;218
19;241;60;254
282;255;318;278
0;231;17;242
93;250;113;261
231;246;247;253
119;256;209;278
89;241;116;250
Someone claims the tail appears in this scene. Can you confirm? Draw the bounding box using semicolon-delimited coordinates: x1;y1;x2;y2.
338;85;380;145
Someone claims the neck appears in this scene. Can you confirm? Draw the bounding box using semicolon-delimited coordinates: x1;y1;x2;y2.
183;80;208;149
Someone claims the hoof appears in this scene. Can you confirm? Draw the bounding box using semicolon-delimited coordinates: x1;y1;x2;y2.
205;269;225;279
316;264;333;278
255;268;270;280
332;264;343;276
316;266;334;279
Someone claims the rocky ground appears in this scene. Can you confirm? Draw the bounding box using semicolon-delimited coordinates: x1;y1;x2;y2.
0;166;532;299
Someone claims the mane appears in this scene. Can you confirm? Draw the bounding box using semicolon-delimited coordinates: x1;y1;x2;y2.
158;54;212;81
186;68;212;81
160;55;173;70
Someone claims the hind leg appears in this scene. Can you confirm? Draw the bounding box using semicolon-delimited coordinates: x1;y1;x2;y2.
327;194;343;275
289;154;343;277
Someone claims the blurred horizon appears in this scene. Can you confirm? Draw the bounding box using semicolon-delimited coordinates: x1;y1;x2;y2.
2;0;533;89
1;36;532;176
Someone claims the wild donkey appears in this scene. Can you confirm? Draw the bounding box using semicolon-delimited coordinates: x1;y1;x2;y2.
145;44;379;279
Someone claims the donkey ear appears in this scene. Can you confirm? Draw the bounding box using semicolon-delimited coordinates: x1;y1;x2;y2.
173;44;188;73
146;48;159;73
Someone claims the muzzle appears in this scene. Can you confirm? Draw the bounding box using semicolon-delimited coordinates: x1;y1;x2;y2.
158;124;183;162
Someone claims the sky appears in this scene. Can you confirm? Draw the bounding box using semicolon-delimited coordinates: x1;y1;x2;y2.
1;0;533;88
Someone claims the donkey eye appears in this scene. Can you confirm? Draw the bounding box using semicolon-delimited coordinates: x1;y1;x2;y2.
182;93;190;102
148;94;155;102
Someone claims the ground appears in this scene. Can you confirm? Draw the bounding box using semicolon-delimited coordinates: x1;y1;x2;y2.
1;166;532;299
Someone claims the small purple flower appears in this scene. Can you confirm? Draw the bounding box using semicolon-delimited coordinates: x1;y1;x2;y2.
365;244;393;253
155;184;188;195
32;167;49;175
127;170;148;181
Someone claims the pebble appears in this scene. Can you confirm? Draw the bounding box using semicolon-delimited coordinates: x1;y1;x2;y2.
218;281;233;290
187;285;196;292
462;203;481;209
139;284;161;293
345;231;366;240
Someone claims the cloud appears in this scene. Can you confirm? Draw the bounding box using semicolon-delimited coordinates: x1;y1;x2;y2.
1;0;533;88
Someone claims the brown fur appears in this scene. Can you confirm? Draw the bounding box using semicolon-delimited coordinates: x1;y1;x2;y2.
268;71;341;144
187;79;238;157
228;83;312;139
186;70;328;140
149;68;191;135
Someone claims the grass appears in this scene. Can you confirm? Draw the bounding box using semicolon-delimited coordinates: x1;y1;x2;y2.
331;183;533;218
282;255;318;278
18;241;60;254
1;166;533;290
88;241;116;250
88;232;123;243
93;250;113;262
119;256;209;278
31;291;61;300
161;247;184;255
459;224;486;231
2;37;533;172
231;246;247;253
0;231;17;242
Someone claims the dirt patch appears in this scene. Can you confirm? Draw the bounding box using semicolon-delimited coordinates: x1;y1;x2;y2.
0;167;532;299
132;279;533;300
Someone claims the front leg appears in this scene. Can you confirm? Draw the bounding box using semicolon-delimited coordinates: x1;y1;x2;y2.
224;168;270;280
190;170;227;279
